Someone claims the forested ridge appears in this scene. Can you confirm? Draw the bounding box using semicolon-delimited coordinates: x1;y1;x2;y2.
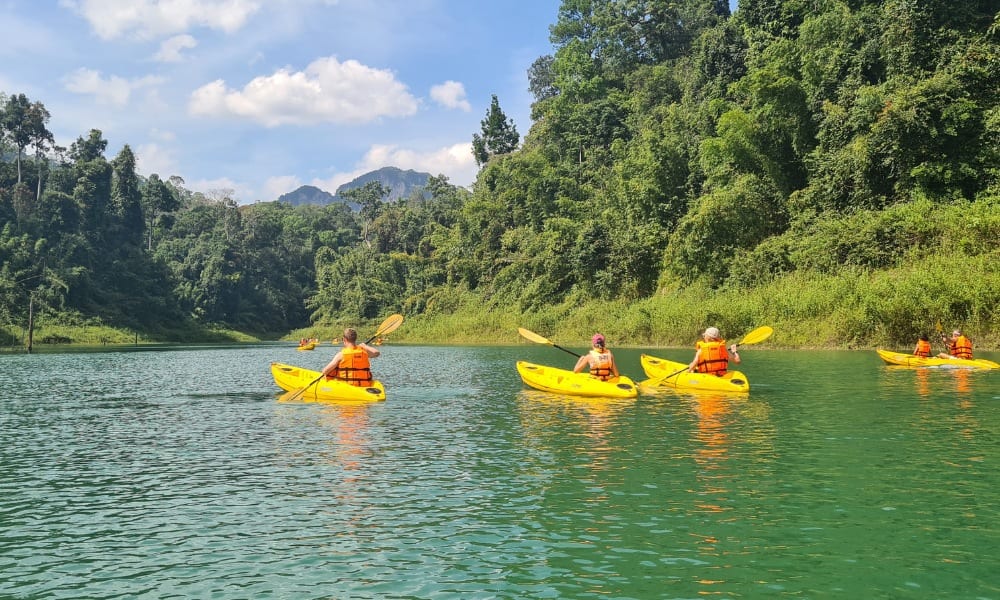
2;0;999;349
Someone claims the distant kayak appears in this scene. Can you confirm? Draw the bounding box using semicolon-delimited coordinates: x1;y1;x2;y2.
639;353;750;393
296;342;316;351
271;362;386;402
516;361;638;398
875;349;999;369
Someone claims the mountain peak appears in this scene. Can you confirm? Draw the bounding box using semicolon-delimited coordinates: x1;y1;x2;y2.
278;167;433;207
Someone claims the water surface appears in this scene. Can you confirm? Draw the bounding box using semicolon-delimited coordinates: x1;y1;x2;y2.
1;344;997;598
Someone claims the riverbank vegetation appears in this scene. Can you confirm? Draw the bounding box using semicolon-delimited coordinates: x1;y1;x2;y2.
2;1;999;351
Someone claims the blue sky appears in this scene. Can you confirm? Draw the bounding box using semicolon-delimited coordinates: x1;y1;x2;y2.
2;1;737;204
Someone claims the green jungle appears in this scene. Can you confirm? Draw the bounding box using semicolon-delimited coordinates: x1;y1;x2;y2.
2;1;999;352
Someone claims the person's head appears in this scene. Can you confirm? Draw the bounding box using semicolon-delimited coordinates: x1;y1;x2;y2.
952;329;962;338
343;328;358;343
704;326;721;341
919;334;929;342
592;333;605;349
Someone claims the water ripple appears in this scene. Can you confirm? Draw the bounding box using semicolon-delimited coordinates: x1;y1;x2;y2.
1;346;998;598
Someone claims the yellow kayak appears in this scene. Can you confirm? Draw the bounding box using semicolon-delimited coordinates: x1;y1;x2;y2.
639;353;750;393
296;342;316;351
270;362;386;402
516;361;638;398
876;349;999;369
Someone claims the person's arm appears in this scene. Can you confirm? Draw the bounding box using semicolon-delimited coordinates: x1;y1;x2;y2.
573;354;590;373
729;344;741;364
321;351;343;377
358;343;380;358
688;348;702;372
609;353;620;378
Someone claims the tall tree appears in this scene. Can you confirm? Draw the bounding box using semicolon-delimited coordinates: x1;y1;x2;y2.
140;174;180;251
341;181;388;246
0;94;52;186
472;95;520;166
110;145;144;246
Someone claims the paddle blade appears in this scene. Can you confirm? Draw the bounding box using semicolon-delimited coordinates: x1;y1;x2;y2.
361;313;403;344
739;326;773;346
375;313;404;337
518;327;553;345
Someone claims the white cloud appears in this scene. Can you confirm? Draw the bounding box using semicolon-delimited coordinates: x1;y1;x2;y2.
187;176;252;203
154;34;197;62
188;56;419;126
63;68;165;106
263;175;303;201
59;0;260;40
360;143;477;185
135;142;177;178
430;80;471;112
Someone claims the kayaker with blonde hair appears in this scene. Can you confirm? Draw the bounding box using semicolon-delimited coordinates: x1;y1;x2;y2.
688;326;741;375
574;333;620;381
322;327;381;386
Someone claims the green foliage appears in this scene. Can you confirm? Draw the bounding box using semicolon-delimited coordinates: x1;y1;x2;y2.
667;174;787;285
472;95;520;166
4;0;1000;345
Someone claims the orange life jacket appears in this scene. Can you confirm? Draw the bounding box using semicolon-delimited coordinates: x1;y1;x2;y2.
695;340;729;375
588;349;613;381
329;346;373;386
914;339;931;357
950;335;972;360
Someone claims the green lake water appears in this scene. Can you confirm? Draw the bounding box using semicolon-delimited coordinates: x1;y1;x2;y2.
1;343;998;599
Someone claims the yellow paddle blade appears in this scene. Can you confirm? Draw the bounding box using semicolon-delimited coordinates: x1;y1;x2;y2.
739;326;773;346
518;327;553;345
362;313;403;344
375;313;404;337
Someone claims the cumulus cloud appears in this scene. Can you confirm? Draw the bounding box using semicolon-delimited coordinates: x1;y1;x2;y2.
263;175;303;201
154;34;197;62
188;56;419;126
186;176;251;203
64;68;164;106
59;0;260;40
359;143;477;185
135;142;177;177
430;80;471;112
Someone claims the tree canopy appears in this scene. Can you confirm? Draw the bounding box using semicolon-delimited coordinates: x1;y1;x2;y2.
2;0;999;345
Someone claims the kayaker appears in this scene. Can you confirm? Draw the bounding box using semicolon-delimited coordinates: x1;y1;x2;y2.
912;335;932;357
573;333;620;381
322;327;381;386
937;329;973;360
688;327;741;375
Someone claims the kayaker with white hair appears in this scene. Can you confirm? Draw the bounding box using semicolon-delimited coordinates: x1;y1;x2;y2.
937;329;973;360
688;326;741;375
573;333;620;381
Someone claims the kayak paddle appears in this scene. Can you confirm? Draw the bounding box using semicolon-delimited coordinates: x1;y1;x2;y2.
517;327;582;358
286;313;404;402
654;325;773;385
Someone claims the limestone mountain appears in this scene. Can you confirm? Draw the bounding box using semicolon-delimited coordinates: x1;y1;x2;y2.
278;167;432;208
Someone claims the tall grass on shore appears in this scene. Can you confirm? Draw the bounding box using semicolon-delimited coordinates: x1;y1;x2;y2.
386;248;999;351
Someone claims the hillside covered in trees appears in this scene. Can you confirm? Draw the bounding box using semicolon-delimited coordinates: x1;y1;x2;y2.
2;0;999;349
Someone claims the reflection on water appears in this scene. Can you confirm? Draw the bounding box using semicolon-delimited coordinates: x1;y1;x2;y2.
516;389;635;474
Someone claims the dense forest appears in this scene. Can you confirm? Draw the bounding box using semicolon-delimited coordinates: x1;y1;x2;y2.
2;0;999;349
